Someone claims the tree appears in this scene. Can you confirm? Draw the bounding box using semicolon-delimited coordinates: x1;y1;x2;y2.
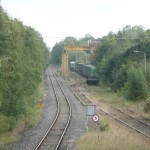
50;36;92;65
0;6;50;119
122;66;149;100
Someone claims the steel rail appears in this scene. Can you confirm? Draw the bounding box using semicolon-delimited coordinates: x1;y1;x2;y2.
113;107;150;127
69;85;150;138
51;66;72;149
85;93;150;138
69;85;86;106
34;67;72;150
34;69;60;150
98;107;150;138
127;108;150;124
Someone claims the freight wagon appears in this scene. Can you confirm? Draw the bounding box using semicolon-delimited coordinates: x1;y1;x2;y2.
70;61;76;71
70;61;99;85
83;65;99;84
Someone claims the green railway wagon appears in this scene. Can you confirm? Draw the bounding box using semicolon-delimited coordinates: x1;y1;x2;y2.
75;63;100;84
83;65;96;78
70;61;76;71
76;63;84;74
83;65;99;84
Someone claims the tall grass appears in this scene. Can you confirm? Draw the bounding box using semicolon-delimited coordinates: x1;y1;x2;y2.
0;134;16;150
77;130;149;150
0;115;17;134
78;85;150;149
86;85;146;111
24;106;41;128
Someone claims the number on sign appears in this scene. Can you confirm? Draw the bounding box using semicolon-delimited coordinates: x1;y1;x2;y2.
93;115;99;122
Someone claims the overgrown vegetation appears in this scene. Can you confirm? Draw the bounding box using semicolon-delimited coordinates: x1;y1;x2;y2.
121;66;149;100
0;5;50;134
98;119;110;131
79;84;150;150
50;34;93;65
77;131;150;150
95;26;150;102
51;26;150;103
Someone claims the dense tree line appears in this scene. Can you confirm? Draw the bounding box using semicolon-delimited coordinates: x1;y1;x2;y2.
51;26;150;103
50;34;93;64
0;6;50;132
95;25;150;101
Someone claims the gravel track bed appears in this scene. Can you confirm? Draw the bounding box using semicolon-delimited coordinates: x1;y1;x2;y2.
5;66;87;150
52;67;86;150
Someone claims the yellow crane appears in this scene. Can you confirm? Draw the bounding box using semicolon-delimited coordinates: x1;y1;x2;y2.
61;42;96;78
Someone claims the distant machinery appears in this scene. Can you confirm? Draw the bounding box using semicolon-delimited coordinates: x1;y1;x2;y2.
61;40;97;78
70;62;100;84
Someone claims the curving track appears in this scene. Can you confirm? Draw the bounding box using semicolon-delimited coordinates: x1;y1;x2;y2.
34;66;72;150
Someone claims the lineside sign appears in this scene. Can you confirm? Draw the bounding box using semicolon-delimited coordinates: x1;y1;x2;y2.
86;104;96;116
93;115;99;122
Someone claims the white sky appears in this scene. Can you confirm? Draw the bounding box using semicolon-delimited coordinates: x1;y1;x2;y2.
1;0;150;48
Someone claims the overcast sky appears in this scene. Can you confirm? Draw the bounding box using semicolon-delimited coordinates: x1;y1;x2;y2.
1;0;150;48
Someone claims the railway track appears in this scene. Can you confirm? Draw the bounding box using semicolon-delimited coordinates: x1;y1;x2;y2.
34;67;72;150
111;107;150;138
70;71;86;85
69;73;150;139
69;84;92;106
125;108;150;126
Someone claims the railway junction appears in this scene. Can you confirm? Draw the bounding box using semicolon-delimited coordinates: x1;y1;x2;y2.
6;65;150;150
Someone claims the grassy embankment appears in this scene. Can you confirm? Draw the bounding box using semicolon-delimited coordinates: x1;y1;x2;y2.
77;85;150;150
0;83;45;150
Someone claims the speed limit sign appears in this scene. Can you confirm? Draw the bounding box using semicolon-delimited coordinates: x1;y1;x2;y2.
93;115;99;122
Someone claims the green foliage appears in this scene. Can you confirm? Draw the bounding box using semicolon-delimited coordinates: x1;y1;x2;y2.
24;107;40;128
144;99;150;112
0;115;16;134
7;116;17;131
94;25;150;101
50;43;63;64
111;61;139;92
98;119;110;131
78;34;94;46
50;35;94;64
122;66;149;100
50;24;150;103
111;67;127;91
0;5;50;123
0;115;10;134
68;51;90;64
